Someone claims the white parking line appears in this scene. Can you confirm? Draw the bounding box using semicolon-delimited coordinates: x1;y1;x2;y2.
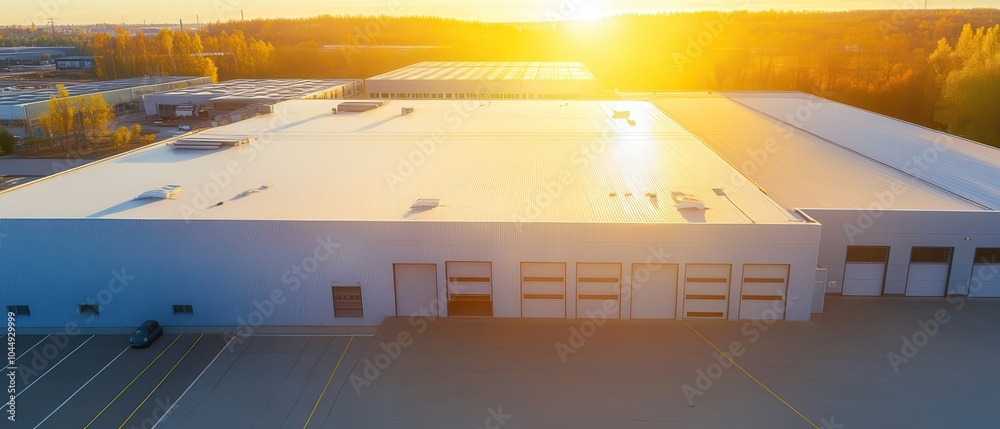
32;345;131;429
150;334;237;429
15;335;94;398
246;333;375;337
0;334;51;372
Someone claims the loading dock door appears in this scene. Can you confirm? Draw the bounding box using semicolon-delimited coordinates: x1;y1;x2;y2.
521;262;566;318
739;265;789;320
684;265;731;319
446;261;493;317
577;263;621;319
394;264;439;317
970;248;1000;297
843;246;889;296
630;264;678;319
905;247;952;297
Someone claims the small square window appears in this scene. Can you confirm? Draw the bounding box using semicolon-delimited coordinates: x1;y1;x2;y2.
78;304;100;315
6;305;30;316
332;286;363;318
173;305;194;315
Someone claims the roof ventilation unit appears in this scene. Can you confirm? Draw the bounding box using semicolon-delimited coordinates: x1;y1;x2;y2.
337;101;387;112
401;106;414;115
173;136;255;150
411;199;440;209
611;110;630;119
672;191;705;210
135;185;182;200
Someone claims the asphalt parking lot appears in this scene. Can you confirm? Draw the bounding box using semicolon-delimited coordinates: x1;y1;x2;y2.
7;296;1000;428
6;333;228;429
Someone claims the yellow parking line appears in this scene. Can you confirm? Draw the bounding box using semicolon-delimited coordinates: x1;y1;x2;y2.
302;336;354;429
84;334;183;429
683;322;820;429
118;333;204;429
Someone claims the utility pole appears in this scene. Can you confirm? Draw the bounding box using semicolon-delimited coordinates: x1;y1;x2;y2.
46;16;57;38
180;19;184;32
241;10;245;21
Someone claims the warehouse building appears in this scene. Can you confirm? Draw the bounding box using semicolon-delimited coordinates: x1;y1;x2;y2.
0;76;210;138
634;91;1000;299
365;62;598;100
141;79;364;118
0;99;823;328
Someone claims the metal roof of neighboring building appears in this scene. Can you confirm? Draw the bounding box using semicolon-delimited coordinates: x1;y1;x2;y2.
0;76;209;106
145;79;361;103
367;62;596;81
0;99;801;224
643;92;994;211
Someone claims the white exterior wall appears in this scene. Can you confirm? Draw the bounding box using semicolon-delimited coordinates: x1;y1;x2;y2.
0;219;820;328
804;209;1000;295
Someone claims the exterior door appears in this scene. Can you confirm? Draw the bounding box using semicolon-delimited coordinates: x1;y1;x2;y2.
684;264;731;319
843;246;889;296
576;263;621;319
739;264;789;320
446;261;493;317
630;264;678;319
393;264;439;317
905;247;952;297
970;248;1000;297
521;262;566;318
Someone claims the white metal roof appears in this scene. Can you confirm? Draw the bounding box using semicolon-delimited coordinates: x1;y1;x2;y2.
645;92;993;211
367;62;597;81
144;79;361;103
0;76;208;106
724;92;1000;210
0;99;800;224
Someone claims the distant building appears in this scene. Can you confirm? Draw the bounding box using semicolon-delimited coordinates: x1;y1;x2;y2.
55;56;96;71
365;62;598;100
0;76;211;138
142;79;364;119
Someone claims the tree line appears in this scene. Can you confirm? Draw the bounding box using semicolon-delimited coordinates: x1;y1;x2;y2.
1;9;999;146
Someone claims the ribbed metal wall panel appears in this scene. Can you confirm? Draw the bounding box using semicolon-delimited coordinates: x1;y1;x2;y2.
0;219;821;328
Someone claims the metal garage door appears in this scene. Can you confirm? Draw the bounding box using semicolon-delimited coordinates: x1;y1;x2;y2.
394;264;439;317
446;261;493;317
577;263;621;319
843;246;889;296
630;264;678;319
905;247;952;297
739;264;789;320
684;264;731;319
521;262;566;318
970;248;1000;297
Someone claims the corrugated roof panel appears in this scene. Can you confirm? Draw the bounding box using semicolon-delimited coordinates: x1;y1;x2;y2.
0;100;799;225
649;94;986;211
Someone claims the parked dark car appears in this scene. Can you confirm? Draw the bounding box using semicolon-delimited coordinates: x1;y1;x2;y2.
130;320;163;348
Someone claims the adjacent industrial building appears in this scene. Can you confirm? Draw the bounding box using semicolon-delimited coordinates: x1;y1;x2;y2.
365;62;598;100
633;91;1000;299
0;76;210;137
141;79;364;118
3;87;999;329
